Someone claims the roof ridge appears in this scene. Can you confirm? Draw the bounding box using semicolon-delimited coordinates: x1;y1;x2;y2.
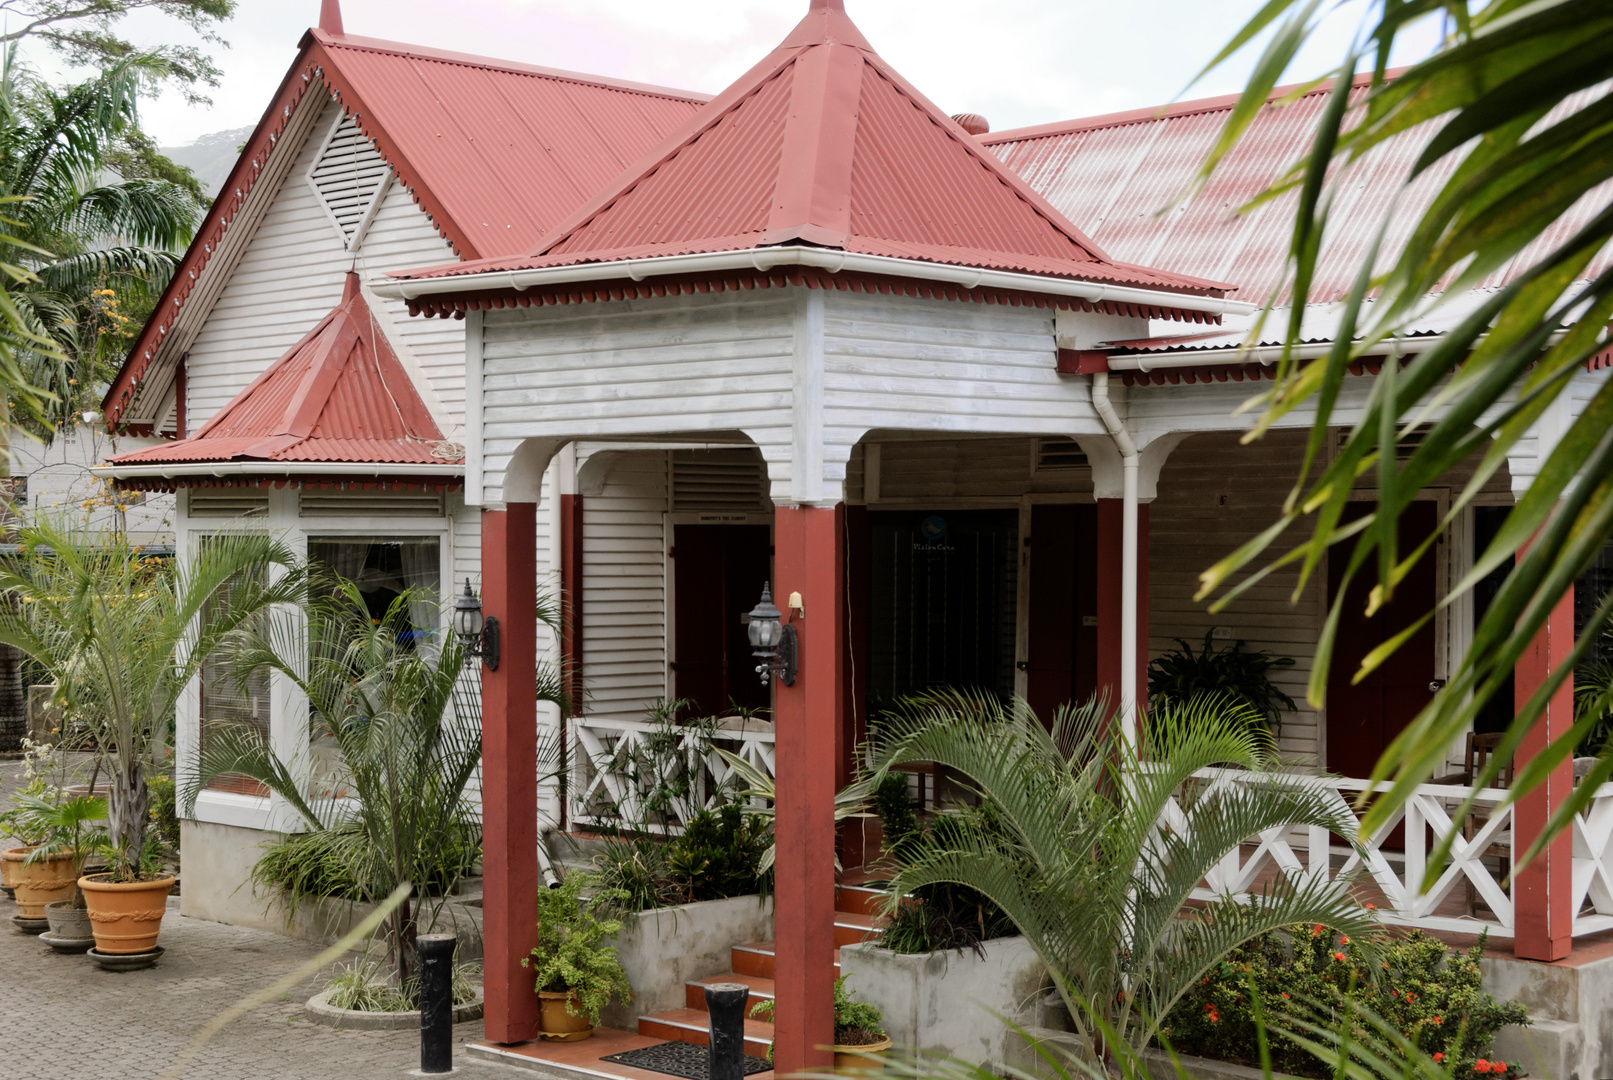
307;28;712;103
983;69;1399;146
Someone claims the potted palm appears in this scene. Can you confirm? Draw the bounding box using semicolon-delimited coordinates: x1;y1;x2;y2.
525;871;632;1041
0;516;302;959
12;793;108;945
751;976;890;1074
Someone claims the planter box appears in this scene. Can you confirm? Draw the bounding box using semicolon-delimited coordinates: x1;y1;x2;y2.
599;894;774;1032
840;936;1047;1065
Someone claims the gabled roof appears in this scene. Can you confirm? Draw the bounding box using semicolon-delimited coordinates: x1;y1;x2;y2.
985;74;1613;309
104;25;707;426
106;275;461;470
392;0;1230;299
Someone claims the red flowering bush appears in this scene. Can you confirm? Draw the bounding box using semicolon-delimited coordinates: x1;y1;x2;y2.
1160;927;1529;1079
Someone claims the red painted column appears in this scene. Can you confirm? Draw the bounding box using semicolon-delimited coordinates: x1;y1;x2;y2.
1095;499;1149;715
771;505;843;1075
1512;573;1574;962
481;504;540;1043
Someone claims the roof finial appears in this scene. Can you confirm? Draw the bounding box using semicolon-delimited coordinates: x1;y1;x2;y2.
809;0;845;10
319;0;344;34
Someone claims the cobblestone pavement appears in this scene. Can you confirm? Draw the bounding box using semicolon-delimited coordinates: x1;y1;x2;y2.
0;760;517;1080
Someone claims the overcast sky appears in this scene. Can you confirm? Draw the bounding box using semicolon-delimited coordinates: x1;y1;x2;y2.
43;0;1442;147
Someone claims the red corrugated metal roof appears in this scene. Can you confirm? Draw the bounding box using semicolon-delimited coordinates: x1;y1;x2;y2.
107;275;461;468
986;75;1613;308
393;0;1231;299
103;28;707;426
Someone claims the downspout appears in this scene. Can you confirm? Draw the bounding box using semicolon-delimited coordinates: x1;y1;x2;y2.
1090;373;1140;749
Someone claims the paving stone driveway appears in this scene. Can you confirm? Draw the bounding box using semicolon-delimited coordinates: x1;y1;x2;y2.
1;761;513;1080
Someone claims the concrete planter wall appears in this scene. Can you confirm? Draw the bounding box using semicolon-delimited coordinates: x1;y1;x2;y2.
840;936;1048;1065
599;894;774;1031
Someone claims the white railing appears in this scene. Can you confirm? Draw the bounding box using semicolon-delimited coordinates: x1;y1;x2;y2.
1178;768;1613;939
567;714;776;833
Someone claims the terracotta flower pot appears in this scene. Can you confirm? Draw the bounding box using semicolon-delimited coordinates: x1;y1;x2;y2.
0;844;33;892
833;1035;891;1075
4;848;82;918
537;989;595;1042
78;872;174;954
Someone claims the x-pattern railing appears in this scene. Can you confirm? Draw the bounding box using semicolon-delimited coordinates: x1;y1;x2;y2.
1176;768;1613;938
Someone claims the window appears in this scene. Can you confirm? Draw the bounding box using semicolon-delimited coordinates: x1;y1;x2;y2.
306;536;442;643
198;559;271;795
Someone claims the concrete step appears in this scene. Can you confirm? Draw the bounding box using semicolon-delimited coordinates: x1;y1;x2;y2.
731;941;844;980
835;911;880;946
835;884;888;917
638;1007;774;1055
686;971;775;1010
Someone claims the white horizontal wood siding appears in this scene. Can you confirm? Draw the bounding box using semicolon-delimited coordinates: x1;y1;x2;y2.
577;448;667;722
821;292;1108;500
183;100;460;433
479;293;795;505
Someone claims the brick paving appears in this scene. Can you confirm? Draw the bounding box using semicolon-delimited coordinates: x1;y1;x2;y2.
1;760;515;1080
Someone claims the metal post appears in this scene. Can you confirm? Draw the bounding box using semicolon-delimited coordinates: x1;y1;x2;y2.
705;982;751;1080
418;933;456;1073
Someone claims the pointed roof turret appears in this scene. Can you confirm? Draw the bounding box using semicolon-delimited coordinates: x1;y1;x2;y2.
319;0;344;35
394;0;1228;297
106;274;462;475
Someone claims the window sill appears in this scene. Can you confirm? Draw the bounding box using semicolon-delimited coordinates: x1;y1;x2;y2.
192;789;272;831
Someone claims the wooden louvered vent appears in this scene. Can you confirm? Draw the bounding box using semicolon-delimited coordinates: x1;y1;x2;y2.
307;112;390;249
299;491;444;518
670;449;768;512
188;492;269;518
1035;437;1088;472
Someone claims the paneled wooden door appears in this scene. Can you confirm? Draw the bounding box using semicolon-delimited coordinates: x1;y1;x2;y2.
671;524;773;717
1024;504;1099;723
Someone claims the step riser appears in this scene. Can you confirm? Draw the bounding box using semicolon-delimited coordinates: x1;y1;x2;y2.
687;984;774;1009
835;887;888;917
834;923;878;947
638;1018;771;1054
732;948;774;979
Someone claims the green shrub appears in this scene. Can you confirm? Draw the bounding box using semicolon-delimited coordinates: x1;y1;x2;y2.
874;792;1014;956
1147;630;1296;735
146;772;179;853
751;975;884;1057
525;871;632;1027
591;834;680;917
667;802;770;903
1160;926;1529;1079
873;772;919;854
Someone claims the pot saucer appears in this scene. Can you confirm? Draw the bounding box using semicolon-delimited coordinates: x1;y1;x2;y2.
11;914;48;934
87;945;163;971
38;930;95;953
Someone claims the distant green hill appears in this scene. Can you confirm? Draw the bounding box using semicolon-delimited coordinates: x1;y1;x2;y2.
159;126;256;198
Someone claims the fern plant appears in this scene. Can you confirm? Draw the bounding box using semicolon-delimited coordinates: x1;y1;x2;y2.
1147;630;1297;735
525;871;632;1026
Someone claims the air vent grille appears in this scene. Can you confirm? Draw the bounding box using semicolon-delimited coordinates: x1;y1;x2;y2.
188;492;268;518
300;492;444;518
1035;437;1088;471
671;449;768;512
309;114;389;245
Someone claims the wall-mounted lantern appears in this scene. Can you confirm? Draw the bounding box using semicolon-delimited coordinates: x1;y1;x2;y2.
453;578;500;671
748;583;796;687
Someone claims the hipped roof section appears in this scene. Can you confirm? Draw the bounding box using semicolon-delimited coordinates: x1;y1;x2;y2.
107;275;462;469
103;27;707;426
391;0;1232;300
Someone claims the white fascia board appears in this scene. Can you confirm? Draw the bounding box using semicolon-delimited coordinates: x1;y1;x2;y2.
92;461;466;481
368;247;1258;320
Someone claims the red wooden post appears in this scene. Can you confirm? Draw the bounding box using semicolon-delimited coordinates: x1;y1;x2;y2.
771;505;843;1075
481;504;540;1043
1512;577;1575;962
1095;499;1149;714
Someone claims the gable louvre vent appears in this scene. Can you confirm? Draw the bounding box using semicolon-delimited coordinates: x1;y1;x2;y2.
188;491;269;518
671;449;768;512
1334;426;1430;461
308;113;390;248
300;491;444;518
1035;437;1088;472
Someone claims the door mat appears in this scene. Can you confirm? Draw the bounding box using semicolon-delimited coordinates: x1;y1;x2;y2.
601;1040;772;1079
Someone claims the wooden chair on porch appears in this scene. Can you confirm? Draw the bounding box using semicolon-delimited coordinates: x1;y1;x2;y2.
1451;732;1514;918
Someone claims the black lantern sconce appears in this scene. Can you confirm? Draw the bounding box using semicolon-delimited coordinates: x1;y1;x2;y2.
748;583;796;687
453;578;501;671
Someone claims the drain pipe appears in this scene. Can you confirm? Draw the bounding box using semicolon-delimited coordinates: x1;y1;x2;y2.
1090;373;1140;750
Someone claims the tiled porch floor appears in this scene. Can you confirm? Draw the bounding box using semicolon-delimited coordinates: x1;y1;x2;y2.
469;1026;776;1080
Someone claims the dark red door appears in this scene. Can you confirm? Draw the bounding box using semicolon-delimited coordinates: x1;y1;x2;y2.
1326;501;1438;779
1026;504;1099;724
672;524;772;717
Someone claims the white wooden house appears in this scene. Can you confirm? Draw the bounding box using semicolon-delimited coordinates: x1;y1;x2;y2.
97;0;1613;1064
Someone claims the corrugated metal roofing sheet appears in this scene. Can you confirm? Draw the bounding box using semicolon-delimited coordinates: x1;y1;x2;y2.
108;275;460;468
393;4;1230;299
987;77;1613;309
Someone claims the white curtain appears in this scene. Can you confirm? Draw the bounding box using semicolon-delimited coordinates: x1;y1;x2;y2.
398;539;442;647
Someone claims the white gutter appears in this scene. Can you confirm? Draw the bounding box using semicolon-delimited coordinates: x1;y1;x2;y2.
1105;329;1574;372
368;247;1257;320
1089;372;1140;749
92;462;466;481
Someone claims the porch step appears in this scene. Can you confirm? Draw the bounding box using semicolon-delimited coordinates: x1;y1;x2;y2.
835;911;880;946
637;1007;774;1055
730;941;843;980
686;971;775;1009
835;883;888;917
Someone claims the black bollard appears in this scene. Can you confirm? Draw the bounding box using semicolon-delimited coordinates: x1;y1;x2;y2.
418;933;457;1074
705;982;751;1080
